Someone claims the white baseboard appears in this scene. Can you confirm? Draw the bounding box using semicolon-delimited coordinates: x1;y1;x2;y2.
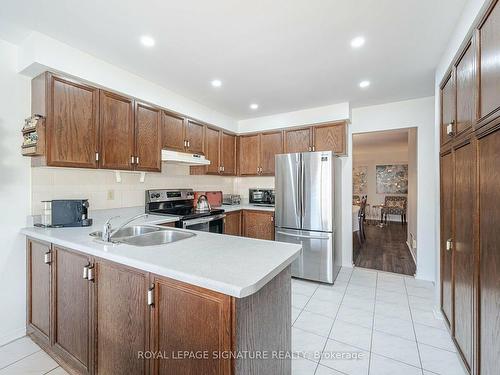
0;327;27;347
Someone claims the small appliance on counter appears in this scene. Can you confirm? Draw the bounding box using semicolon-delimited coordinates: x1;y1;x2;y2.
222;194;241;205
249;188;275;207
35;199;93;228
193;191;222;208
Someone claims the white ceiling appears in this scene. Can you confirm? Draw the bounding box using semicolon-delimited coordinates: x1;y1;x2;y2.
0;0;466;120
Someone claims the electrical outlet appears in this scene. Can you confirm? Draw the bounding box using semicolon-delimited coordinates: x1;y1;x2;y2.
107;190;115;200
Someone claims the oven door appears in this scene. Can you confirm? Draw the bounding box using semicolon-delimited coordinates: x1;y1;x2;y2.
182;214;225;234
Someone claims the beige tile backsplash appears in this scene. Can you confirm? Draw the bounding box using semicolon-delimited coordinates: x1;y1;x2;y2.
31;165;275;215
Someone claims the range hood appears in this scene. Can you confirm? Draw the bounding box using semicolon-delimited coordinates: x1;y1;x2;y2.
161;149;211;166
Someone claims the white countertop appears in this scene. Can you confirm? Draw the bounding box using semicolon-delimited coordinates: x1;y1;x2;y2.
22;207;298;298
222;203;275;212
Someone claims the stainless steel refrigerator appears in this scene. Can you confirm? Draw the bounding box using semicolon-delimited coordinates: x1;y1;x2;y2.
275;151;342;283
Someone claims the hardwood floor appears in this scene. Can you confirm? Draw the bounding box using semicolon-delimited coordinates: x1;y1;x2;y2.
353;222;416;276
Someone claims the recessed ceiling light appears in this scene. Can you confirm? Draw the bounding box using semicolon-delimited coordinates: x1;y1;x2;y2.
250;103;259;110
350;36;365;48
359;80;370;88
211;79;222;87
140;35;155;47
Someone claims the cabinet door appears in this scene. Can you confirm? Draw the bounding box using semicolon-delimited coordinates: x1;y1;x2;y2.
150;275;232;375
221;132;236;175
440;152;453;326
478;128;500;375
161;111;186;152
313;122;347;155
441;74;456;146
242;211;275;240
479;1;500;121
453;142;474;369
186;119;205;154
95;261;150;375
99;90;135;170
260;131;283;176
135;102;161;172
52;247;93;374
205;126;221;174
284;127;311;153
455;40;476;135
239;134;260;175
27;238;51;346
223;211;241;236
46;74;99;168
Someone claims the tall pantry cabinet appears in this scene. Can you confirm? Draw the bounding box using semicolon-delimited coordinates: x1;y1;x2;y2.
439;1;500;374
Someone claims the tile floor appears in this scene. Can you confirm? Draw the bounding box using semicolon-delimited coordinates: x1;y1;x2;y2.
292;267;468;375
0;267;467;375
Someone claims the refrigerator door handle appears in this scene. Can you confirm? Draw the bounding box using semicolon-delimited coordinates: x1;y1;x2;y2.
276;230;331;240
296;157;301;219
301;156;305;218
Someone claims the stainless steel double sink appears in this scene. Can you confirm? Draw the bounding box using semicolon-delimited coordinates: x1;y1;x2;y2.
89;225;195;246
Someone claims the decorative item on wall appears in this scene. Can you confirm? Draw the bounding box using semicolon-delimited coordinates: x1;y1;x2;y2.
353;166;368;194
376;164;408;194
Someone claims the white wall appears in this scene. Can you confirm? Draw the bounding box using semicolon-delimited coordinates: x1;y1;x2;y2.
0;39;31;345
347;97;435;280
17;32;238;132
433;0;489;301
238;102;350;133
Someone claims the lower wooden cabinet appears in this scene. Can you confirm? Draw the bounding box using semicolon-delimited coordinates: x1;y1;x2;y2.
52;247;93;374
223;211;242;236
242;210;275;241
150;275;232;375
27;238;52;347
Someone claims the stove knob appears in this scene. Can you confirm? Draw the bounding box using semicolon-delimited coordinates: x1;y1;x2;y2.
155;193;161;198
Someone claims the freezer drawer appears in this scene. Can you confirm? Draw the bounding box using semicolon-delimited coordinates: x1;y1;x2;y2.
275;227;336;284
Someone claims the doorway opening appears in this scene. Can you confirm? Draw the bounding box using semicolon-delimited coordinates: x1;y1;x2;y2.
352;128;417;276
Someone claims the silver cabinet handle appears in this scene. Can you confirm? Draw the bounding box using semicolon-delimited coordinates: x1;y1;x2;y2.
187;140;190;148
95;152;99;162
446;238;453;251
136;156;140;164
44;252;52;264
87;266;95;282
308;146;312;152
83;265;89;279
147;286;155;306
276;231;330;240
131;155;135;164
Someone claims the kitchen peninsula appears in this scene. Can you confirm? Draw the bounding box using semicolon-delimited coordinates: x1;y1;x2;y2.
21;207;301;375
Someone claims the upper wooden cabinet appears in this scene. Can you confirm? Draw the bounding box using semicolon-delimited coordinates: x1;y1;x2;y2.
260;131;283;175
239;134;261;176
284;127;311;153
204;126;221;174
99;90;135;170
479;1;500;122
185;120;205;154
455;40;476;136
440;73;456;146
35;73;99;168
161;111;186;152
221;132;236;175
135;102;161;172
284;122;347;155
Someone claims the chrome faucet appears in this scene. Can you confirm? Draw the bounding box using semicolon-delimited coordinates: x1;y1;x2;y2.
101;213;148;242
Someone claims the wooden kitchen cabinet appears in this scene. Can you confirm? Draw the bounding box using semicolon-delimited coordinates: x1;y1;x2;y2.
34;73;100;168
440;73;456;146
185;119;205;155
52;247;93;374
204;126;221;174
284;127;311;153
27;238;52;347
223;210;242;236
150;275;232;375
260;131;283;175
440;151;453;327
221;132;237;175
313;122;347;155
242;210;275;241
479;1;500;123
135;102;161;172
161;111;186;152
99;90;135;170
455;40;476;136
239;134;261;175
94;260;150;375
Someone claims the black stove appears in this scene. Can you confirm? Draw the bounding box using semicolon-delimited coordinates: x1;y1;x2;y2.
145;189;225;233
